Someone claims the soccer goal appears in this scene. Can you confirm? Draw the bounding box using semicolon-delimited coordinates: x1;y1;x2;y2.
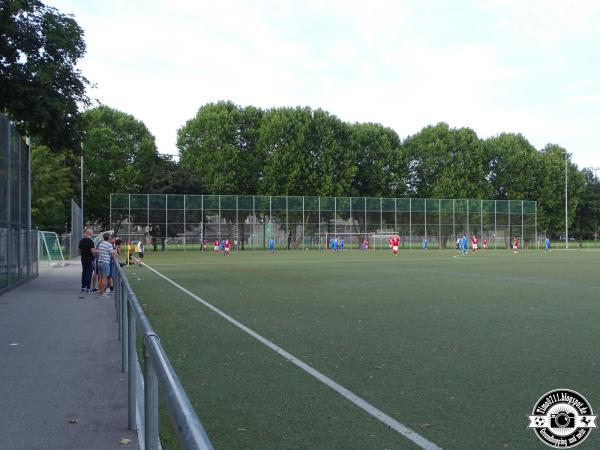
39;231;65;267
323;233;372;250
370;232;401;251
323;232;399;250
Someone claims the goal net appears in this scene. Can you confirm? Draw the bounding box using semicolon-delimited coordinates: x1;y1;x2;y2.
323;232;401;251
39;231;65;267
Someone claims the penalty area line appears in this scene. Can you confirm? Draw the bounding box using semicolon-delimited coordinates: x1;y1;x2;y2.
141;261;442;450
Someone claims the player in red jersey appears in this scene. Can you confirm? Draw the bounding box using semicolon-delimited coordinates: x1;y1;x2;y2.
224;239;231;255
213;239;220;254
482;238;488;249
388;237;393;249
513;237;519;253
391;236;400;255
472;236;478;253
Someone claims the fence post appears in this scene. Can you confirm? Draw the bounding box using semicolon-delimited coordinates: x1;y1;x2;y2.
121;291;129;373
144;335;159;450
128;301;137;430
116;275;121;339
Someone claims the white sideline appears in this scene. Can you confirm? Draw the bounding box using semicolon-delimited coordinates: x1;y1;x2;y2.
141;261;442;450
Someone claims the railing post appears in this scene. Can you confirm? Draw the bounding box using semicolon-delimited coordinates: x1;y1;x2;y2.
121;292;129;373
116;272;122;337
128;302;137;431
144;334;159;450
115;268;120;320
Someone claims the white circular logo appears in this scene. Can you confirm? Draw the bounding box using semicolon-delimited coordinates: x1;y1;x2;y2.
528;389;597;448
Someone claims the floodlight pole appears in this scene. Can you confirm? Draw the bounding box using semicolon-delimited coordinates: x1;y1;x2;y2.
80;143;84;231
565;150;568;249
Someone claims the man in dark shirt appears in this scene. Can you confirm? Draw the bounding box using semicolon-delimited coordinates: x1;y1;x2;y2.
78;228;96;298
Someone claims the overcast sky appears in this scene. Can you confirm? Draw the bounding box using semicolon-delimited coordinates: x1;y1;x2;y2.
49;0;600;170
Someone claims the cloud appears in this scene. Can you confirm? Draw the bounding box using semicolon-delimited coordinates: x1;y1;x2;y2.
47;0;600;169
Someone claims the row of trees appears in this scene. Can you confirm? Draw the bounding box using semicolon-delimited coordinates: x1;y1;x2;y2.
2;1;599;240
178;101;597;237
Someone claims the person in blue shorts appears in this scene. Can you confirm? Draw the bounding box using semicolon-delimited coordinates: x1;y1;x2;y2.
422;237;429;250
339;238;344;252
461;234;468;255
331;238;338;252
269;238;274;253
545;237;551;253
220;239;225;254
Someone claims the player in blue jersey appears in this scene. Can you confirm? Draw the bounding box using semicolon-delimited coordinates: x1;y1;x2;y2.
331;238;338;252
339;238;344;252
461;235;468;255
269;238;275;253
544;237;551;254
422;237;429;250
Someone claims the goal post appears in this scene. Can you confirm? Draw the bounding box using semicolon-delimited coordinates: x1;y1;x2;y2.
323;232;401;251
39;231;65;267
323;232;370;250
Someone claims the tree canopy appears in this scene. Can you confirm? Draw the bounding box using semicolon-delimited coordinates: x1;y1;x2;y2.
0;0;90;150
80;105;159;227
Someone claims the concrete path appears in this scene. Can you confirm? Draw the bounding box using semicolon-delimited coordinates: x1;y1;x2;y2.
0;262;139;450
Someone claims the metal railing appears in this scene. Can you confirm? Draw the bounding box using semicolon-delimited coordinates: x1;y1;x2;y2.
112;257;214;450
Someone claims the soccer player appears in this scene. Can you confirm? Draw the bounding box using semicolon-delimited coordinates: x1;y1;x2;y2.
220;239;225;254
213;239;220;255
388;237;393;250
332;238;338;252
392;235;400;255
224;239;230;256
461;235;468;255
339;238;344;252
362;238;369;250
269;238;275;253
202;239;208;252
482;238;488;250
138;239;144;261
513;237;519;253
545;237;551;254
422;237;429;250
472;235;478;253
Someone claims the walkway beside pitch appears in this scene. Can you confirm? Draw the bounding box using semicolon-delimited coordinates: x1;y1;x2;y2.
0;262;138;450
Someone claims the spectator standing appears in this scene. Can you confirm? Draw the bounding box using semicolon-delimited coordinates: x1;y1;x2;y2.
97;232;117;299
78;229;95;298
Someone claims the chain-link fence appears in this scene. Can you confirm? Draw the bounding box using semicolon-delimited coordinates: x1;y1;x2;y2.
1;113;38;293
110;194;538;251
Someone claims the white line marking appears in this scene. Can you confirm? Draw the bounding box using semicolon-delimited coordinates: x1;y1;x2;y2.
141;261;442;450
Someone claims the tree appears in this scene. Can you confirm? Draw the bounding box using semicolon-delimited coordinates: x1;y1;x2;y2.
573;169;600;242
0;0;90;149
537;144;585;237
81;105;159;228
404;123;491;198
31;144;73;232
144;154;203;194
485;133;541;200
259;107;356;196
177;101;263;194
349;122;406;197
178;101;264;246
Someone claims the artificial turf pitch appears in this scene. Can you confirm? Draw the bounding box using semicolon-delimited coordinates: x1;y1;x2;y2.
128;249;600;449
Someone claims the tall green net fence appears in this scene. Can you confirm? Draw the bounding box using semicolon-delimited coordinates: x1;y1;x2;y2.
110;194;538;251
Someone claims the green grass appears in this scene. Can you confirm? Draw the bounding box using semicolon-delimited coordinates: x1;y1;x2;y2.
128;248;600;449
